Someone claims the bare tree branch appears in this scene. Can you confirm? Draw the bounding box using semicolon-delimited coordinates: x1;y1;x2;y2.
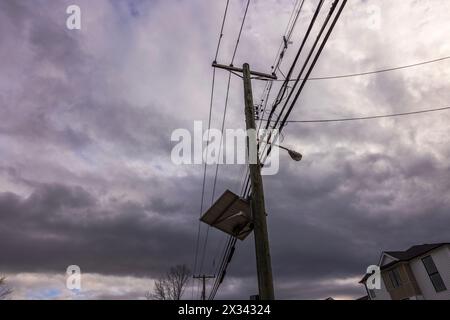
149;264;190;300
0;276;13;300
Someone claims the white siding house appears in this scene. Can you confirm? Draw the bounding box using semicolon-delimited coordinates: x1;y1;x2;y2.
360;243;450;300
409;245;450;300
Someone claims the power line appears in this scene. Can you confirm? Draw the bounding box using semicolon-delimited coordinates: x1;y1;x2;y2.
279;0;348;132
259;0;347;174
258;0;307;129
236;6;348;294
239;0;307;211
285;0;306;44
243;0;325;203
209;0;304;300
213;0;310;299
231;0;251;64
209;236;236;300
210;0;346;301
209;237;230;299
264;0;326;131
261;0;338;162
192;0;230;300
200;0;252;300
198;72;231;279
242;0;324;218
258;55;450;82
262;106;450;123
214;0;231;62
270;0;306;75
192;67;215;300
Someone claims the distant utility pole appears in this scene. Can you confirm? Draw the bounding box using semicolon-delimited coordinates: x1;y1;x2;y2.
212;62;276;300
193;275;216;301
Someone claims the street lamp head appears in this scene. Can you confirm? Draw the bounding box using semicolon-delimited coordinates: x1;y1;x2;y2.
258;139;302;162
287;149;303;162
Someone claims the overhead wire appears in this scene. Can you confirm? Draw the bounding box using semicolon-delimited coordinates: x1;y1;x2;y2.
192;0;230;300
262;105;450;123
258;55;450;82
198;72;231;282
271;0;341;133
231;0;251;65
240;0;308;204
201;0;252;300
256;0;331;176
212;0;310;300
259;0;347;179
260;0;347;167
279;0;348;132
264;0;326;131
205;0;448;301
211;0;348;300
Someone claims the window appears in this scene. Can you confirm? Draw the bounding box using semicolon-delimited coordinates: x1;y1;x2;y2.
388;268;402;288
422;256;447;293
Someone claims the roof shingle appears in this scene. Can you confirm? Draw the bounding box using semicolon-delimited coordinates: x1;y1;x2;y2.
385;243;449;261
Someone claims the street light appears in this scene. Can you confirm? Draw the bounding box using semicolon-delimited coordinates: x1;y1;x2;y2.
260;141;303;162
283;146;303;162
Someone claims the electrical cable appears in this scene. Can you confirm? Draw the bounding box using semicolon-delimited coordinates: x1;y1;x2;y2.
192;0;231;299
201;0;252;300
259;56;450;82
262;106;450;123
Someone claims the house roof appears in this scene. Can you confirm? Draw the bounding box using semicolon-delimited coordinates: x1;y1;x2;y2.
360;243;450;284
384;243;449;261
359;273;370;284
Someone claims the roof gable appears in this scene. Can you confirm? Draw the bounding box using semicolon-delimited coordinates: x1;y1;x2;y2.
361;243;450;283
379;253;398;267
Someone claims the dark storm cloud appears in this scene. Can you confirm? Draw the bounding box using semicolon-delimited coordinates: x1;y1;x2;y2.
1;0;450;300
0;171;242;278
0;181;194;277
211;145;450;298
266;143;450;287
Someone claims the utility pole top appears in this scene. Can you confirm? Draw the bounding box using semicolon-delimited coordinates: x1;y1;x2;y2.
193;274;216;301
212;62;277;80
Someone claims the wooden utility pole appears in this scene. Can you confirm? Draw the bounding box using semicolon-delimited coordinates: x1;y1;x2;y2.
211;62;276;300
193;275;215;301
242;63;274;300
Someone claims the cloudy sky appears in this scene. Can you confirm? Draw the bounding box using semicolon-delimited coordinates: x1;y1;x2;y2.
0;0;449;300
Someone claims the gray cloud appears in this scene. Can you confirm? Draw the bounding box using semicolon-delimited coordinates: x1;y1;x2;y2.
0;181;193;276
1;0;450;300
